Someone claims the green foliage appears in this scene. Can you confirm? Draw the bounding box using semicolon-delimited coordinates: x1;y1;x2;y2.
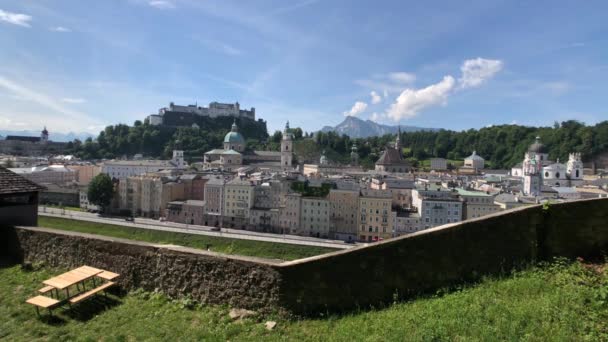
290;181;334;198
313;120;608;169
2;259;607;340
38;216;335;261
87;173;114;210
67;117;269;161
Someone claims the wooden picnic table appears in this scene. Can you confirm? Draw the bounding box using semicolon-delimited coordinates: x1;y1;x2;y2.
27;265;120;318
43;265;104;297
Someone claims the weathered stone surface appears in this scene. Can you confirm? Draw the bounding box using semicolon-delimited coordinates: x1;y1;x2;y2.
277;198;608;314
2;198;607;316
229;308;257;320
265;321;277;330
3;227;282;312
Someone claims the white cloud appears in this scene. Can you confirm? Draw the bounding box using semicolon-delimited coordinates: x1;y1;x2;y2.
459;58;503;89
370;112;384;122
0;76;100;128
148;1;175;9
62;97;86;104
370;91;382;104
343;101;368;117
0;9;32;27
383;89;388;99
355;72;416;93
388;72;416;84
51;26;71;32
386;76;455;121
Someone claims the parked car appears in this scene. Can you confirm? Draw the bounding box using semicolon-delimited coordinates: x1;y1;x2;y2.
210;227;221;232
125;217;135;222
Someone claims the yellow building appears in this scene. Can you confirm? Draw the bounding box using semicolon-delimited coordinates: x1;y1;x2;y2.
358;189;393;242
223;178;255;229
329;187;359;242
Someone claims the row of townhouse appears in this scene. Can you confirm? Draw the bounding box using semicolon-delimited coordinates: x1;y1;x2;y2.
118;172;207;218
163;174;506;242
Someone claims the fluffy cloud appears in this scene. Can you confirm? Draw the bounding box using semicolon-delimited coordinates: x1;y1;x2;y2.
51;26;71;32
0;9;32;27
370;91;382;104
343;101;368;117
459;58;503;89
386;76;455;121
148;1;175;9
370;112;384;122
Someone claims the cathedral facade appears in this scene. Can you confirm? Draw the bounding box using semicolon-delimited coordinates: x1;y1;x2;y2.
203;121;293;172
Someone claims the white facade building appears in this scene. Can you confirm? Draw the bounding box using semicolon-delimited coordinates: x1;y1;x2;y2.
9;165;76;185
300;197;330;238
523;153;543;196
464;151;485;170
281;121;293;170
412;185;462;229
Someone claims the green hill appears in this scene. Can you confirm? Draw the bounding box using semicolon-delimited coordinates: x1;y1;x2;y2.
66;116;269;161
2;259;606;340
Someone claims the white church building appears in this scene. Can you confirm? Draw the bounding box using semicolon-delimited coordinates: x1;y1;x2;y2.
511;137;584;194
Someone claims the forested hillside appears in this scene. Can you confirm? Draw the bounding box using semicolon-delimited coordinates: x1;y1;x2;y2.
65;117;268;161
66;118;608;170
311;120;608;169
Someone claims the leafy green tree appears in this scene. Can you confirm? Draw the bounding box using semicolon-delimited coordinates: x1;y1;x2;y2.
88;174;114;212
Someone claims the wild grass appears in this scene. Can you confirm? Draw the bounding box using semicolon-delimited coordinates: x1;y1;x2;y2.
2;259;607;341
38;216;337;261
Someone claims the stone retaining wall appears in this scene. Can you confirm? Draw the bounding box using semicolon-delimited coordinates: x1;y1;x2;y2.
1;227;281;312
2;198;607;315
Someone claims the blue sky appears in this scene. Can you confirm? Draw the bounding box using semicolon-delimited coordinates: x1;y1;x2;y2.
0;0;606;135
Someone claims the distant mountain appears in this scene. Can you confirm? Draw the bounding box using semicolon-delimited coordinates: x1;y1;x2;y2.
0;130;94;142
320;116;438;138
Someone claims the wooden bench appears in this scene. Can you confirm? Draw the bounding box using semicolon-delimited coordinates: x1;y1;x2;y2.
97;271;119;281
38;285;54;294
69;281;115;305
26;295;60;317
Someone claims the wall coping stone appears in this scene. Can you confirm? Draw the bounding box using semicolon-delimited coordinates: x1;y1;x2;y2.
18;226;283;266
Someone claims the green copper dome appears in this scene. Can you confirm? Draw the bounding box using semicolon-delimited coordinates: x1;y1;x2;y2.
224;131;245;144
224;121;245;144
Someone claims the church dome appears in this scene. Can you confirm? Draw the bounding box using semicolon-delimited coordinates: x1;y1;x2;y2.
223;121;245;144
224;132;244;144
528;136;547;153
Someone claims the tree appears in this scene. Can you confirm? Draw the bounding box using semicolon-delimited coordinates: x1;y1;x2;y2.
88;174;114;212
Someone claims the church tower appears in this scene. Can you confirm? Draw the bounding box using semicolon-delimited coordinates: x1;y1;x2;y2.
394;126;402;156
567;152;583;182
523;152;542;196
40;126;49;144
281;121;293;169
350;143;359;165
172;139;185;169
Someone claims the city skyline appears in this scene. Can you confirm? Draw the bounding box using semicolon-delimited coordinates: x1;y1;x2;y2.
0;0;606;134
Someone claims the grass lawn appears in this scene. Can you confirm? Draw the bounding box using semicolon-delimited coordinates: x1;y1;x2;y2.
41;205;85;212
38;216;337;261
1;259;607;341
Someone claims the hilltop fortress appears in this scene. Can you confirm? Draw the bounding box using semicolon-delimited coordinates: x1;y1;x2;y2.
147;101;256;127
